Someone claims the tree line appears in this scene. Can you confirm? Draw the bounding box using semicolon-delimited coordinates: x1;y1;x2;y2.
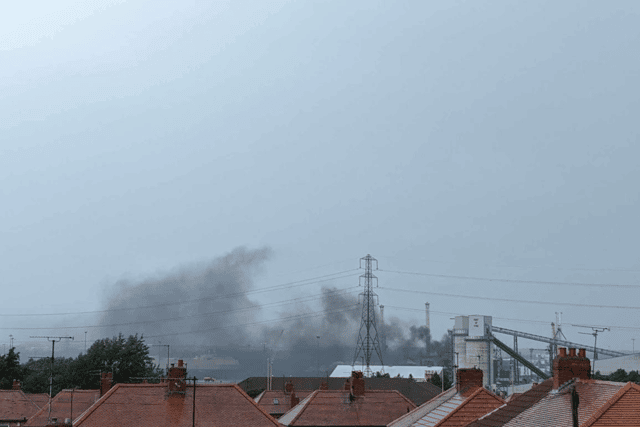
0;334;162;395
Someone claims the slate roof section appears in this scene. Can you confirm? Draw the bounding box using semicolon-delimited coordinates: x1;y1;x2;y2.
388;386;505;427
256;390;313;418
387;387;461;427
73;383;282;427
239;377;441;406
279;389;416;426
24;389;100;426
0;390;40;423
582;381;640;426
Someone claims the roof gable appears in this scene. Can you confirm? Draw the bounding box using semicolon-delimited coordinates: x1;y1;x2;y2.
581;382;640;427
281;389;416;426
24;389;100;426
0;390;40;422
467;378;554;427
73;383;282;427
434;388;505;427
499;380;624;427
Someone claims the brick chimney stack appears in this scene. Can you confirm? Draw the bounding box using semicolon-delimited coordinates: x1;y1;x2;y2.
284;381;294;395
167;359;187;394
456;368;484;395
12;380;20;390
351;371;365;397
553;347;590;389
100;373;113;397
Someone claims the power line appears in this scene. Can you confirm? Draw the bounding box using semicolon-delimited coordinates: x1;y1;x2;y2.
0;269;360;318
379;269;640;289
0;287;360;331
378;286;640;310
143;304;360;339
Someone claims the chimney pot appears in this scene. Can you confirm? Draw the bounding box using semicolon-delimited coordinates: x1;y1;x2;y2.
578;348;586;358
178;360;184;367
553;347;591;389
12;380;20;390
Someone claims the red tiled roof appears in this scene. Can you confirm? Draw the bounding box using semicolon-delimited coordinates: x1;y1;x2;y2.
257;390;313;417
25;393;50;409
468;379;632;427
73;383;282;427
239;377;441;407
388;385;504;427
581;381;640;427
24;389;100;426
467;379;553;427
435;387;505;427
0;390;40;422
280;389;416;426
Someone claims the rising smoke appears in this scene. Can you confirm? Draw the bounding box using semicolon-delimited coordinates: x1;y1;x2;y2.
95;246;450;378
97;246;273;347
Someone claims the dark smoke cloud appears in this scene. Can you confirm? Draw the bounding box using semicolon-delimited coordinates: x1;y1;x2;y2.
94;248;451;378
97;246;272;347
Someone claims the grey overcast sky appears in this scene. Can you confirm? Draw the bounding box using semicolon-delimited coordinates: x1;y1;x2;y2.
1;0;640;357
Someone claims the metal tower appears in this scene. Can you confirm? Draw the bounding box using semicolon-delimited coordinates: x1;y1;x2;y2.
353;254;384;376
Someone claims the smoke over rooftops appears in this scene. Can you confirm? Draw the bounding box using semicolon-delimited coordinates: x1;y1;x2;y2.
97;246;272;347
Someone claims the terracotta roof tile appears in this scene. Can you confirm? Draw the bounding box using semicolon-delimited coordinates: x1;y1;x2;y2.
24;389;100;426
280;389;416;426
468;379;635;427
580;382;640;427
388;386;504;427
73;383;282;427
0;390;40;423
435;388;505;427
25;393;50;409
239;377;441;407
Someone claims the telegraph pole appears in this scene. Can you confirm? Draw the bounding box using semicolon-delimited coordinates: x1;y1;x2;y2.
30;336;73;424
352;254;384;377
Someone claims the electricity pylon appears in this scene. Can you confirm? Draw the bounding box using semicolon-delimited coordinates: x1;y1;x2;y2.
352;254;384;377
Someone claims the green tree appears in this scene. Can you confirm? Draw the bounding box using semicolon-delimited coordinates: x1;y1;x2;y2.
429;371;452;390
0;347;23;389
21;357;76;395
75;334;161;388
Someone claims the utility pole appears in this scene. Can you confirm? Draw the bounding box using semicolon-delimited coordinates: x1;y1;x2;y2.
192;376;196;427
353;255;384;377
9;335;13;349
578;327;609;376
632;338;635;354
316;336;320;377
30;336;73;424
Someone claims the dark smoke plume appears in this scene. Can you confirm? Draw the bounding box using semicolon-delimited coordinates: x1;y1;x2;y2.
94;248;451;378
97;246;272;347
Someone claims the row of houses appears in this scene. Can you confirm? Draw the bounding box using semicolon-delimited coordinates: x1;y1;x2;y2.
1;348;639;426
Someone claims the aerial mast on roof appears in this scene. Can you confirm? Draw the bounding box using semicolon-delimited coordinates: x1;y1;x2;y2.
30;335;74;424
352;254;384;377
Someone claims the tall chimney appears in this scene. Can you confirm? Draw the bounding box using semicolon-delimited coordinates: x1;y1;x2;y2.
553;347;590;389
456;368;483;395
100;373;113;397
167;359;187;394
